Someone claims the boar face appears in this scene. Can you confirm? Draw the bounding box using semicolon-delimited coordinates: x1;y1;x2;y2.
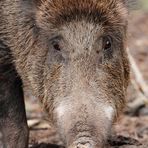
23;0;130;147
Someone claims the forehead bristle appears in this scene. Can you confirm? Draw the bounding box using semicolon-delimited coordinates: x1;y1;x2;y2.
37;0;128;28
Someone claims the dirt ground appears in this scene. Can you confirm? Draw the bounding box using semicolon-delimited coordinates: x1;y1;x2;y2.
0;6;148;148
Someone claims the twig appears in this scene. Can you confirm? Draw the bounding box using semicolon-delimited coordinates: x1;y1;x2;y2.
126;48;148;114
127;48;148;98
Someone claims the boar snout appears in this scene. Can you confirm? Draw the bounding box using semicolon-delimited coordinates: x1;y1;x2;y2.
76;143;91;148
69;142;92;148
54;96;115;148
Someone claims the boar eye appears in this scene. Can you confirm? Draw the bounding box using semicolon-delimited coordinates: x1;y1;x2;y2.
102;36;113;60
53;42;61;51
103;36;112;51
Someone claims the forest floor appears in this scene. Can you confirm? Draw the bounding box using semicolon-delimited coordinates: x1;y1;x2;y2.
0;9;148;148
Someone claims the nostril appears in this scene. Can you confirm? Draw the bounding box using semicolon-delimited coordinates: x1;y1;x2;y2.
96;50;100;54
77;142;91;148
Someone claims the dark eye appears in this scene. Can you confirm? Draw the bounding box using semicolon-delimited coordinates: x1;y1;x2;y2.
102;36;113;60
103;36;112;51
52;42;61;51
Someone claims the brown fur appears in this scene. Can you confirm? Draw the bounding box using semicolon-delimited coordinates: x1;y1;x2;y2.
0;0;131;147
36;0;127;27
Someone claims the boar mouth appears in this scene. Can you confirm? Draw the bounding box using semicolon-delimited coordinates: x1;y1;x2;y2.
69;142;93;148
69;139;105;148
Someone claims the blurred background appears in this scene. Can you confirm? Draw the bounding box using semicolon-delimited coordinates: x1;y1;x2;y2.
0;0;148;148
141;0;148;10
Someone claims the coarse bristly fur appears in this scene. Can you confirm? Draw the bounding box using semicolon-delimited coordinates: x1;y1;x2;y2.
0;0;133;148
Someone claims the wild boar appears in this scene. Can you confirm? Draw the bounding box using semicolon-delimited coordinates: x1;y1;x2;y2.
0;0;131;147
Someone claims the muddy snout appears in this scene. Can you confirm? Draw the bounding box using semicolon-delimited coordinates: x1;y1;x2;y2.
67;123;109;148
69;141;94;148
55;95;115;148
